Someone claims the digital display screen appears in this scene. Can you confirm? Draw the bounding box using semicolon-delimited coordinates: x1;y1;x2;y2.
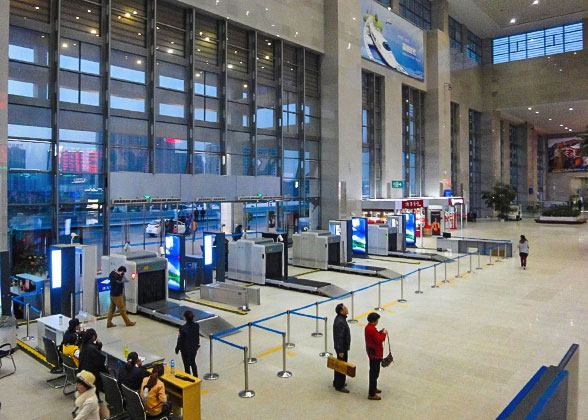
404;213;416;245
351;217;367;254
51;249;62;289
165;235;181;291
329;223;341;237
204;235;213;266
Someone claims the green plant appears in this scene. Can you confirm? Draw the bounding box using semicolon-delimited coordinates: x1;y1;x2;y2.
12;246;48;276
541;205;580;217
481;182;517;219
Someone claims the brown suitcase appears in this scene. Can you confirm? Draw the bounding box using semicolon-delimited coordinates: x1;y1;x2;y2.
327;356;356;377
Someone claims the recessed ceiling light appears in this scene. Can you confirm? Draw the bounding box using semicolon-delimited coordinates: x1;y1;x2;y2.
565;127;568;129
62;42;68;48
535;111;539;114
528;107;532;110
265;7;269;11
167;49;173;53
532;0;539;4
265;55;270;59
76;16;80;20
510;18;516;24
246;10;249;16
569;129;573;132
35;6;39;9
132;10;137;14
569;107;574;111
137;33;141;36
388;7;392;11
205;37;210;41
227;64;233;69
352;17;356;20
90;29;97;34
125;12;131;17
243;84;248;88
136;60;142;64
560;124;564;127
88;9;91;13
549;118;552;121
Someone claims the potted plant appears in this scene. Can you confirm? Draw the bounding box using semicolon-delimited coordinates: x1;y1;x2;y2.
481;182;517;220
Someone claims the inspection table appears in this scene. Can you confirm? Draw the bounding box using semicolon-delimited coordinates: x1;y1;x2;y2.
101;340;164;369
36;314;71;354
436;237;512;257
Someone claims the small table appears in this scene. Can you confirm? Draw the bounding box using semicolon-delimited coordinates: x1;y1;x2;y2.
36;314;71;354
101;340;164;370
153;365;201;420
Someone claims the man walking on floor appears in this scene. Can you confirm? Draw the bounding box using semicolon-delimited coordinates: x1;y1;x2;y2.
332;303;351;393
107;266;136;328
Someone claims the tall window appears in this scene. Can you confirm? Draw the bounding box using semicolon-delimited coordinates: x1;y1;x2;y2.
361;71;383;199
402;86;425;197
450;102;460;196
469;110;482;215
8;26;50;100
448;17;462;50
466;31;482;63
399;0;431;30
493;22;583;64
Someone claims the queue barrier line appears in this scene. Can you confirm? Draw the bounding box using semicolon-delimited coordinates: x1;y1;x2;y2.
252;310;288;325
212;323;248;339
213;336;245;351
251;323;284;336
290;311;325;321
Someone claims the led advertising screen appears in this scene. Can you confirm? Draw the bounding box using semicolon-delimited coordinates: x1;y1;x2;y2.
50;249;62;289
361;0;425;81
404;213;416;245
548;137;587;172
204;235;213;266
329;223;342;237
351;217;367;255
165;235;181;291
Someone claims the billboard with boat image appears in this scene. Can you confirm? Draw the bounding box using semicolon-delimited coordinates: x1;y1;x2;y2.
361;0;425;81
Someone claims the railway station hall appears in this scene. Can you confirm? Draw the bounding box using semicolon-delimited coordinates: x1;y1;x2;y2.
0;0;587;419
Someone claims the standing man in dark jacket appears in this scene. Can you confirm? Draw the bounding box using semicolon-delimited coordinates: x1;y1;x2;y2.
332;303;351;393
175;310;200;377
107;266;135;328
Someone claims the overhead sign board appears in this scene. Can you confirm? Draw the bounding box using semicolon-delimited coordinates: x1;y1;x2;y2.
361;0;425;81
402;199;424;209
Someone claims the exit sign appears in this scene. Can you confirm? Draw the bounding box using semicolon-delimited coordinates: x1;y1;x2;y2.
391;181;404;188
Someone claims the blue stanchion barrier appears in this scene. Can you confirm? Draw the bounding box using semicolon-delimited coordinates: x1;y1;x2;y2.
252;311;288;325
72;290;84;296
381;276;402;285
252;323;284;336
290;311;325;321
292;302;317;312
213;323;248;339
213;336;245;351
317;292;352;305
11;296;41;313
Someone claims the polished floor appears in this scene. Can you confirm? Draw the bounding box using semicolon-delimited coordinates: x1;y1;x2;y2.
1;219;587;420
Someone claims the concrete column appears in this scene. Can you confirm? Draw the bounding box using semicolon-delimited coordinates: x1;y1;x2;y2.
424;29;451;197
479;111;501;216
457;104;469;198
527;126;539;207
0;0;8;252
430;0;449;33
320;0;363;226
381;80;403;199
501;120;511;185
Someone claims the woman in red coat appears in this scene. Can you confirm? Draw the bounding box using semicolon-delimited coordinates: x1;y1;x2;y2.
365;312;387;400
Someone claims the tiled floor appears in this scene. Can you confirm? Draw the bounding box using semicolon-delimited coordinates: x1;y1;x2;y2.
1;219;587;420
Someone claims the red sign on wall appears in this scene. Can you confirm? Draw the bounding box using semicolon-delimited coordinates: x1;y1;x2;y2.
402;199;424;209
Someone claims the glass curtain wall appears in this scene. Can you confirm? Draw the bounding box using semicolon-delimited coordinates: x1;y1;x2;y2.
450;102;460;195
468;110;482;215
361;71;383;199
8;0;321;260
402;86;425;197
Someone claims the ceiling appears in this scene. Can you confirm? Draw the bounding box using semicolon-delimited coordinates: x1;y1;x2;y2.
448;0;588;38
500;100;588;134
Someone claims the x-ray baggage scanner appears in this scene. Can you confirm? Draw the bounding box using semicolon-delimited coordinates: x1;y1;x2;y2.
103;250;234;337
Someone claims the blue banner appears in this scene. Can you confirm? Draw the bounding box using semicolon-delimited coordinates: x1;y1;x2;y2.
361;0;425;81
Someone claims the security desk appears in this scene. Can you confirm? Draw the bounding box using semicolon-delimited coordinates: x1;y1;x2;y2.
36;314;71;354
101;340;164;369
156;365;201;420
436;237;512;257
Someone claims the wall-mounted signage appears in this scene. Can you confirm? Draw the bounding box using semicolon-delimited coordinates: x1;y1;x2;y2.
361;0;425;81
402;199;424;209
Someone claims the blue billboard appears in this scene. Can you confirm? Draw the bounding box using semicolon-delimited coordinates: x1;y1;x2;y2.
351;217;368;255
361;0;425;81
404;213;416;246
165;235;182;291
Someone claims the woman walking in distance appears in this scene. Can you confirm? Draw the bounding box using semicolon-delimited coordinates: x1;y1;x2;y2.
517;235;529;269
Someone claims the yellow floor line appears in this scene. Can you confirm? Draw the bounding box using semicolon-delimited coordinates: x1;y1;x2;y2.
358;322;366;327
353;309;376;320
386;310;396;314
17;339;53;366
399;304;408;308
286;351;297;356
382;301;398;309
293;269;321;277
184;298;247;315
254;345;283;359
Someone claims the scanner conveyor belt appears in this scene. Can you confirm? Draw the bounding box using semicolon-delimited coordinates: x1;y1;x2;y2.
265;277;349;298
387;251;449;262
139;300;236;337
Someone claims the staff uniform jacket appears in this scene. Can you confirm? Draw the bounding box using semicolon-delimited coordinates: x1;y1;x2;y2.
141;378;167;416
72;387;100;420
365;324;386;360
175;321;200;356
78;342;107;387
333;313;351;353
117;364;148;391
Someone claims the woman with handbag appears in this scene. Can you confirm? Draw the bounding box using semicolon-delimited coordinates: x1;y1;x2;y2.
365;313;387;400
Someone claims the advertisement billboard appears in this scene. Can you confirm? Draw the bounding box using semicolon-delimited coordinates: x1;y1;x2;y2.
404;213;416;245
548;137;588;172
165;234;182;291
351;217;368;255
361;0;425;81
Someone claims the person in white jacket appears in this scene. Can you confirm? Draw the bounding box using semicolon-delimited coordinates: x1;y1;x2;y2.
516;235;529;270
72;370;100;420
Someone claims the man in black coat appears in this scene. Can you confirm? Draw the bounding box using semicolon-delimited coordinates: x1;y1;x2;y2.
333;303;351;393
175;310;200;377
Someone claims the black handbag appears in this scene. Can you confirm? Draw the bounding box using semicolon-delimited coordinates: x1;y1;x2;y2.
381;335;394;368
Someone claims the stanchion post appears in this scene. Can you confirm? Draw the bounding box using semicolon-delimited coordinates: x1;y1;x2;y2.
277;333;292;378
347;292;358;324
415;269;423;294
488;247;494;266
398;275;407;303
456;256;461;278
285;311;295;348
203;335;219;380
375;282;384;310
310;302;323;337
319;317;332;358
239;346;255;398
247;323;257;364
431;264;439;288
442;260;449;283
469;252;472;273
21;303;34;341
476;248;482;270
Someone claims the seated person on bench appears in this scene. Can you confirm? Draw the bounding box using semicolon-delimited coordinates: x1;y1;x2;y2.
117;352;147;391
62;334;81;367
140;364;170;418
